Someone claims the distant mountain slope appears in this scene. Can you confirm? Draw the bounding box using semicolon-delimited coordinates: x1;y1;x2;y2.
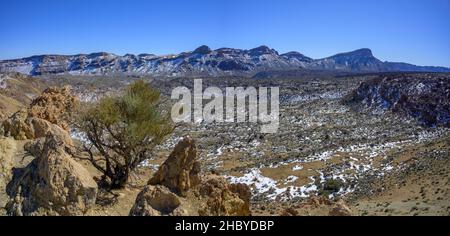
344;73;450;127
0;73;46;118
0;46;449;77
308;48;385;71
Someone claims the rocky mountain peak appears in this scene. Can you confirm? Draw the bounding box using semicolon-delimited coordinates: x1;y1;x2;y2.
350;48;373;57
329;48;375;60
192;45;212;54
247;45;278;56
281;51;313;62
309;48;383;71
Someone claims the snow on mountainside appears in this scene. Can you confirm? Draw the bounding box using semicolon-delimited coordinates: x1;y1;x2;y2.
0;46;449;77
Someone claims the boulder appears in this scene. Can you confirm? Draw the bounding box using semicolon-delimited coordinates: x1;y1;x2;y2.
0;138;15;184
197;175;251;216
0;137;16;210
132;137;252;216
148;137;201;195
229;182;252;206
5;131;97;216
132;175;251;216
2;86;78;140
29;118;74;152
2;109;75;146
28;86;78;131
2;109;33;140
129;185;185;216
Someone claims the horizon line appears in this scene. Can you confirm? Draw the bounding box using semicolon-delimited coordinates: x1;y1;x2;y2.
0;45;449;68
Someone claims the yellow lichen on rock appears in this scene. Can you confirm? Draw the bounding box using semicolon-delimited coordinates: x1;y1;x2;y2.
2;86;78;140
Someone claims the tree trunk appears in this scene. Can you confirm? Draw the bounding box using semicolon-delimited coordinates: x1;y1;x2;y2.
108;169;129;189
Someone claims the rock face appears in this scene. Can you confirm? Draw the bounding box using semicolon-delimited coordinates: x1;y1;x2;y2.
5;131;97;216
344;73;450;127
2;86;77;140
129;185;184;216
28;86;77;131
3;111;75;145
0;137;16;210
1;47;448;77
148;137;201;195
0;138;15;182
197;176;251;216
2;110;33;140
131;137;251;216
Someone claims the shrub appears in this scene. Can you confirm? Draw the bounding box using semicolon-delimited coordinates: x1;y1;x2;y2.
319;179;344;196
78;80;173;188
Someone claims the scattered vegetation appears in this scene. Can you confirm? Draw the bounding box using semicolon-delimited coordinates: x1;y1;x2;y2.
319;179;344;196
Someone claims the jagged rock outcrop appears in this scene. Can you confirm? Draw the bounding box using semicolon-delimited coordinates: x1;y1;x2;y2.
129;185;185;216
131;137;251;216
197;176;251;216
148;137;201;195
3;111;75;146
2;109;33;140
0;137;16;211
0;138;15;182
5;131;97;216
2;86;77;140
28;86;77;131
22;119;75;155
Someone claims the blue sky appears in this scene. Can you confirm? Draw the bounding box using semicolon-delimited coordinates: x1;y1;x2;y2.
0;0;449;67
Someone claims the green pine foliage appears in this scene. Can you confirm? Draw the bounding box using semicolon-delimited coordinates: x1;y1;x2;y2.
78;80;173;188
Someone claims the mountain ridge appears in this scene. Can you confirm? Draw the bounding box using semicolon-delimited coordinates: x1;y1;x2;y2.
1;46;449;77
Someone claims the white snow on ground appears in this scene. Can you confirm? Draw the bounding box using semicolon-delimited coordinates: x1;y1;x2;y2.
283;91;344;104
226;168;318;200
155;135;184;151
382;164;394;172
216;146;223;155
416;129;448;141
227;128;450;201
267;128;450;170
292;165;303;171
70;129;89;143
206;146;225;160
227;169;277;194
138;159;160;170
250;139;261;147
285;175;299;183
